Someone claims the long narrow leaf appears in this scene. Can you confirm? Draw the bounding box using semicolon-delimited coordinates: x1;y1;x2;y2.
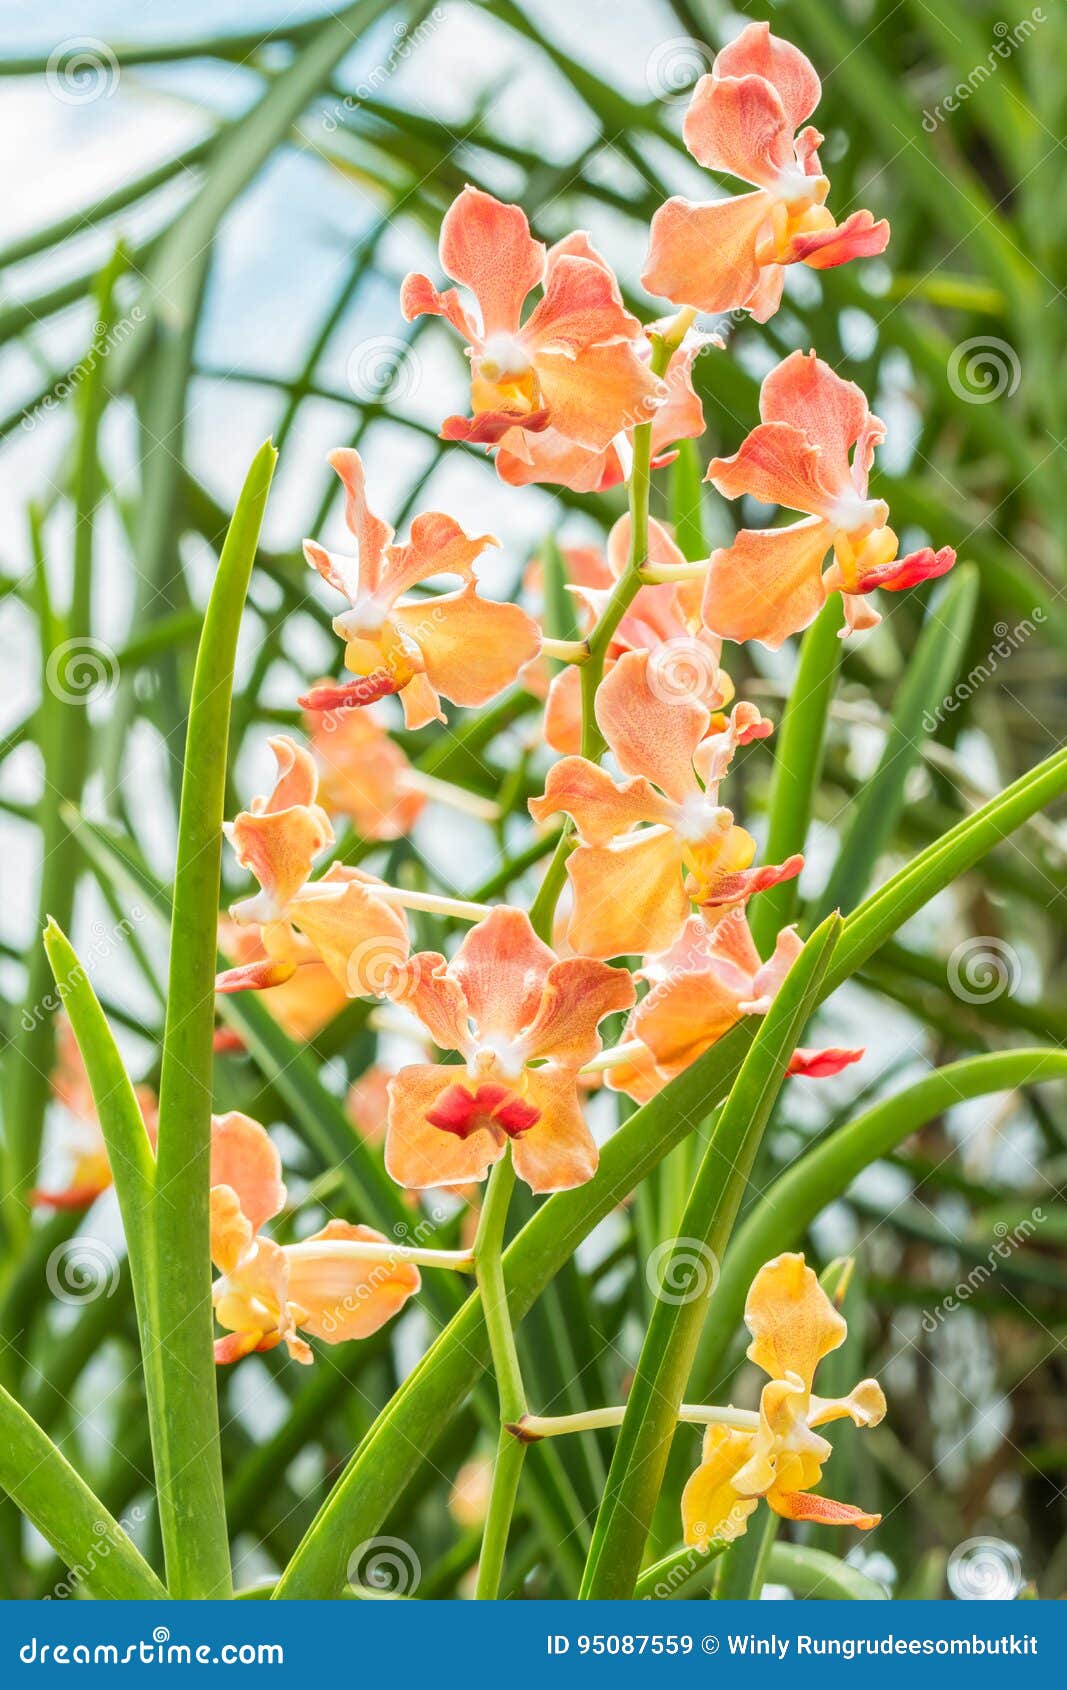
153;439;276;1598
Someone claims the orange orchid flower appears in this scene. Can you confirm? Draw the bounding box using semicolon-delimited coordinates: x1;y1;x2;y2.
401;186;663;478
530;651;799;959
304;695;425;841
384;906;634;1194
32;1019;157;1210
604;908;861;1103
683;1253;885;1546
543;515;731;756
302;447;540;729
216;917;347;1045
218;734;411;999
495;330;711;493
702;351;956;648
210;1111;420;1365
643;22;889;322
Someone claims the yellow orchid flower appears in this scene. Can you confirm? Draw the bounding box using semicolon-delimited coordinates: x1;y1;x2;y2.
682;1253;886;1547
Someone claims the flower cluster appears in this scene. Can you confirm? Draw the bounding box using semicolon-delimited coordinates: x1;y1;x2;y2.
198;20;911;1548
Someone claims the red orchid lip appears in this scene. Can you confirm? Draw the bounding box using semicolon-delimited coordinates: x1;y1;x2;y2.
854;545;956;595
299;674;403;711
427;1080;541;1141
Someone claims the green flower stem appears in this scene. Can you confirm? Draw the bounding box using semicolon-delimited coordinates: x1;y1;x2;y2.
372;886;491;921
153;439;276;1599
473;1150;528;1599
400;768;501;820
527;827;575;942
534;307;696;937
637;561;706;584
578;315;692;761
512;1404;760;1439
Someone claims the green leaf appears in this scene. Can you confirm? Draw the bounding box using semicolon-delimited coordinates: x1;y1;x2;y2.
0;1383;166;1599
633;1540;727;1599
4;252;124;1238
750;594;844;954
579;915;841;1600
153;438;276;1598
667;439;708;561
767;1541;888;1600
815;564;979;919
539;533;580;661
41;922;155;1292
